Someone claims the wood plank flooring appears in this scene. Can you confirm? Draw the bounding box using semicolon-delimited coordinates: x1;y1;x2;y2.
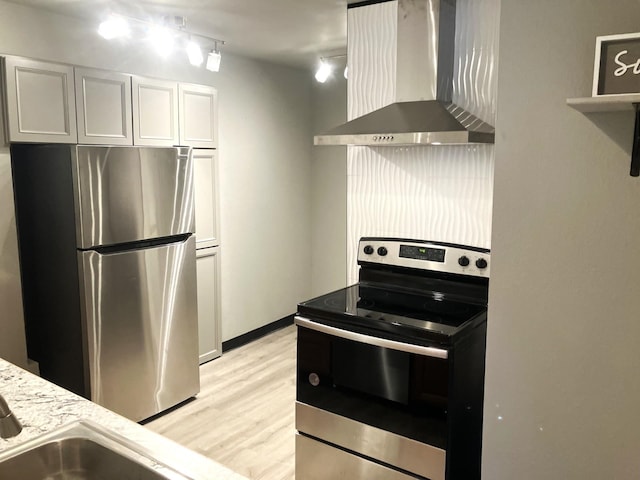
146;325;297;480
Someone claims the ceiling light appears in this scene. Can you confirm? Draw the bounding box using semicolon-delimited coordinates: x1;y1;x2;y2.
186;40;203;66
97;14;224;72
147;25;175;57
314;54;346;83
206;46;222;72
315;61;333;83
98;16;130;40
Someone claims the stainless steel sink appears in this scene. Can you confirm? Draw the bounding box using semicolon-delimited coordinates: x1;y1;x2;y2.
0;420;193;480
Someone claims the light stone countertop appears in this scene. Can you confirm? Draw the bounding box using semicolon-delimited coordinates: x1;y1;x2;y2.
0;358;248;480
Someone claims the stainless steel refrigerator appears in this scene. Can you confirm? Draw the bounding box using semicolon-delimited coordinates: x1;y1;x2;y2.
11;144;200;422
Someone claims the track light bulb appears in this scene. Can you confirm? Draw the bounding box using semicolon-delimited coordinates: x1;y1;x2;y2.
315;61;332;83
147;25;174;57
98;16;130;40
186;41;203;66
206;50;222;72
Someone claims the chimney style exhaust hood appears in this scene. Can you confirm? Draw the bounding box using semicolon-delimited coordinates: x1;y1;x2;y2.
315;0;495;147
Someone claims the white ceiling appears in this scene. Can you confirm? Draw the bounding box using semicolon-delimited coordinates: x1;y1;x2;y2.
7;0;349;68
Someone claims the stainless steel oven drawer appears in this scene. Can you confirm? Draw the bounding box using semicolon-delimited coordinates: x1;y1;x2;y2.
296;402;446;480
296;433;418;480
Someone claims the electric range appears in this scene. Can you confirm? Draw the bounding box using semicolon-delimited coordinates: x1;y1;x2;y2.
295;237;489;480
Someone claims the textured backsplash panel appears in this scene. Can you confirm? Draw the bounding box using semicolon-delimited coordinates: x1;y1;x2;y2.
347;145;495;281
347;1;397;121
346;0;500;283
453;0;500;123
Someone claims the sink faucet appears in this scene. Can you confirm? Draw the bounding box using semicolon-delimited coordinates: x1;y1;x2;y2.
0;393;22;438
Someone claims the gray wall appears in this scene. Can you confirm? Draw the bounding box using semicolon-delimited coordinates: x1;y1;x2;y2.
484;1;640;478
310;78;347;297
215;56;312;341
0;149;26;368
0;0;314;356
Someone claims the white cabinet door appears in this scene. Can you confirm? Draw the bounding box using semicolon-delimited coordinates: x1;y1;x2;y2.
196;246;222;364
193;149;220;248
2;56;77;143
75;68;132;145
179;83;218;148
132;76;179;146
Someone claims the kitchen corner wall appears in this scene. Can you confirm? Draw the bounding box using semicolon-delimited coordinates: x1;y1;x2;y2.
346;0;500;283
0;0;313;351
216;58;312;342
484;1;640;478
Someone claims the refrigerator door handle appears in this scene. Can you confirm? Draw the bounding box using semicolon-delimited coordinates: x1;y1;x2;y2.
92;234;192;255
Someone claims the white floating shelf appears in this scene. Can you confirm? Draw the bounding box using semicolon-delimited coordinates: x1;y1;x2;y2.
566;94;640;113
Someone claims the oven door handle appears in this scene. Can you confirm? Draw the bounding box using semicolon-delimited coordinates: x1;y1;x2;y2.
294;316;449;359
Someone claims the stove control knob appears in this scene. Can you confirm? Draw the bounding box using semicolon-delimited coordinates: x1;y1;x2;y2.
458;256;470;267
363;245;374;255
476;258;488;269
377;246;388;256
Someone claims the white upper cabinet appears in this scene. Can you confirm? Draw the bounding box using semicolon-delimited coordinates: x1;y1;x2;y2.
179;83;218;148
75;68;132;145
1;56;219;149
2;56;77;143
193;149;220;248
132;76;179;146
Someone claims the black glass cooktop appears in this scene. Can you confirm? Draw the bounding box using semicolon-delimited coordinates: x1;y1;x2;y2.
297;283;487;345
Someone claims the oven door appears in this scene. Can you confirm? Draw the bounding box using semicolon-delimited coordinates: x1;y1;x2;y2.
295;316;449;480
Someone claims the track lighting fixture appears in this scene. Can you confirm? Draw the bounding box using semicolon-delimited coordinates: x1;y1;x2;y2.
146;25;175;57
206;41;222;72
186;40;204;66
315;54;347;83
315;60;332;83
97;14;224;72
98;15;130;40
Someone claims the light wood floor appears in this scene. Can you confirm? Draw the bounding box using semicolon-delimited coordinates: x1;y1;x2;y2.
146;325;297;480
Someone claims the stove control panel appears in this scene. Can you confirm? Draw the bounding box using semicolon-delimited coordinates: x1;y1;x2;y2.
358;237;490;278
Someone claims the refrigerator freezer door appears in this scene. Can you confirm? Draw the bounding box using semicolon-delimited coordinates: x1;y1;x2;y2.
78;235;200;421
73;146;194;249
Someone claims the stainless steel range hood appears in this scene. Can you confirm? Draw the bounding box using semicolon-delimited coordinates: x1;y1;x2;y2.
315;0;495;147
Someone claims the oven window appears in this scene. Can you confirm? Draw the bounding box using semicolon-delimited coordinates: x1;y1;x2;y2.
297;326;449;448
332;337;410;404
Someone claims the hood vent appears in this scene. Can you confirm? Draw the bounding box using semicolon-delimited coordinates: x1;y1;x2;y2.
315;0;495;146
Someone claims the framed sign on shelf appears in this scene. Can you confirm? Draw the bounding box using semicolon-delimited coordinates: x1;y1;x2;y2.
566;33;640;176
592;32;640;96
